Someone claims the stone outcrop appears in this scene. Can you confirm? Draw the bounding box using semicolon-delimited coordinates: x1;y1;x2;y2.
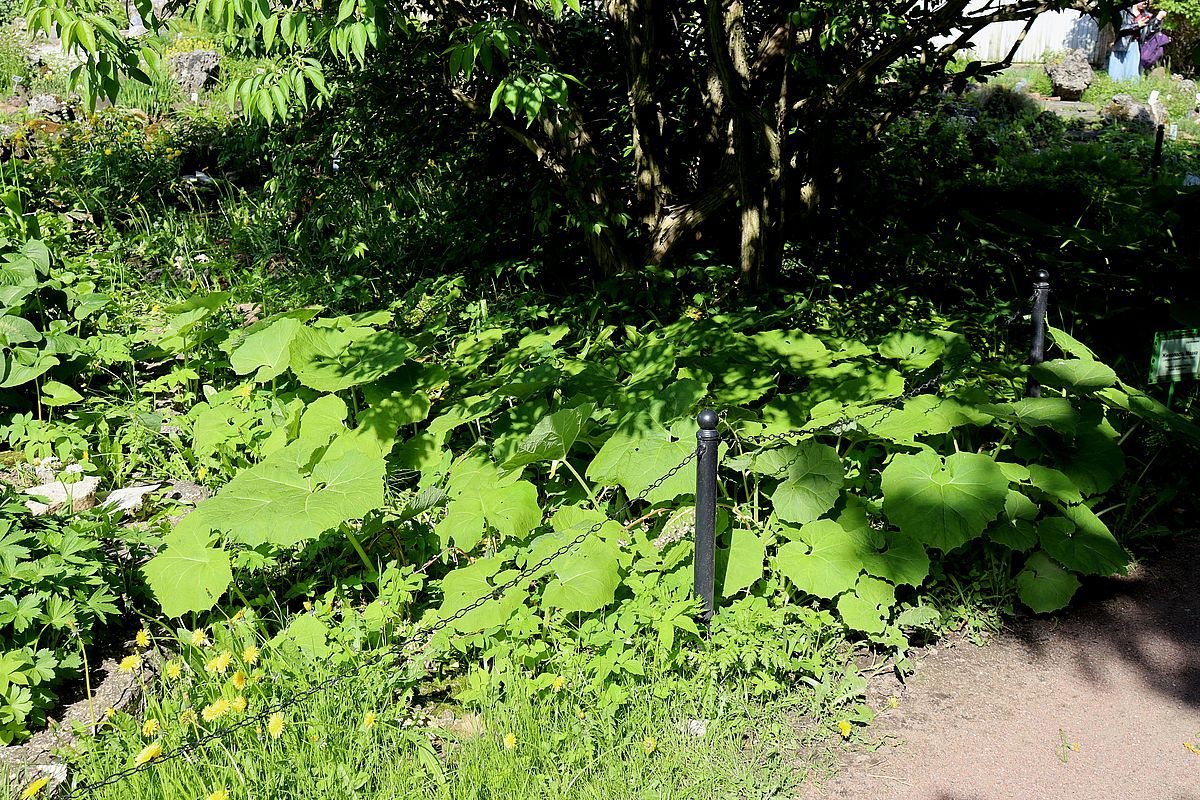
1044;49;1094;101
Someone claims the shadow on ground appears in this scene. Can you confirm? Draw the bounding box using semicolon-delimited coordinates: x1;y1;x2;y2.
1009;536;1200;708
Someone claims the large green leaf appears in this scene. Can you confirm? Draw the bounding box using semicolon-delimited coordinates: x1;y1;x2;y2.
877;331;945;369
775;519;863;599
1047;504;1128;576
836;575;896;634
881;451;1007;552
229;317;302;382
982;398;1079;435
1058;423;1124;496
502;402;595;469
290;327;415;392
767;441;843;525
1016;551;1080;613
838;499;930;587
540;536;619;613
1026;465;1084;504
0;315;40;346
716;528;767;598
435;557;523;633
434;455;541;551
587;417;695;504
986;490;1040;552
40;380;83;407
1047;327;1097;360
141;528;233;617
1031;359;1117;393
175;434;385;548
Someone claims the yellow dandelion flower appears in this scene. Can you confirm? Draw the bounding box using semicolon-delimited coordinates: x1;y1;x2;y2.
190;629;209;647
118;653;142;673
239;384;251;399
242;645;259;665
231;696;247;713
205;651;233;675
103;707;116;719
502;732;517;750
180;708;197;725
134;741;162;766
135;629;151;648
197;466;208;481
142;718;159;737
363;711;376;730
104;148;112;155
81;450;89;462
232;671;247;690
837;720;852;739
642;736;656;755
151;303;162;314
267;713;284;739
551;675;566;693
165;661;182;680
206;790;229;800
20;777;50;799
231;609;246;623
201;699;231;722
577;710;587;720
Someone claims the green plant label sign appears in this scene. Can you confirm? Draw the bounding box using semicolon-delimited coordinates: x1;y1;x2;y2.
1148;329;1200;383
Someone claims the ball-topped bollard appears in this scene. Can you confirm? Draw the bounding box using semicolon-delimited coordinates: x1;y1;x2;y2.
1033;268;1050;285
694;409;721;623
698;409;719;431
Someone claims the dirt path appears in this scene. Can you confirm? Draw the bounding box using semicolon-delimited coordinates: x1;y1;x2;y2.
802;537;1200;800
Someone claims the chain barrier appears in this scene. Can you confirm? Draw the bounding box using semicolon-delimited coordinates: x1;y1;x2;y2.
59;448;700;799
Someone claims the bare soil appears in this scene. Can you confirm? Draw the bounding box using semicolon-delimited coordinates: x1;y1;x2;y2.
802;537;1200;800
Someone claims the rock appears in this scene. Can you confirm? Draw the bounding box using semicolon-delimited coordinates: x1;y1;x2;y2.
23;476;101;515
165;480;209;505
100;484;162;515
168;50;220;97
1104;93;1165;129
1044;49;1094;102
26;94;68;122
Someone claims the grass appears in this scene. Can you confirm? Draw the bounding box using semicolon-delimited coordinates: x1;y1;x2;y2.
54;651;828;800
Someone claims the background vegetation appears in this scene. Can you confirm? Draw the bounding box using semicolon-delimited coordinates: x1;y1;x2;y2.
2;2;1199;798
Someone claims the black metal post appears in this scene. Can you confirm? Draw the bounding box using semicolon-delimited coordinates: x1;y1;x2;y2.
1152;124;1165;179
1026;269;1050;398
694;410;720;622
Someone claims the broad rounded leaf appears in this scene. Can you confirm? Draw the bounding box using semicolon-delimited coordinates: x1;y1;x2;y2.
541;536;619;612
177;439;386;548
1032;359;1117;393
877;331;945;369
836;575;896;634
142;529;233;617
586;419;695;504
1047;505;1128;576
1016;551;1081;613
982;398;1078;435
229;317;302;382
40;380;83;407
435;455;541;551
502;402;594;469
881;451;1007;552
769;441;844;525
776;519;863;599
717;528;767;598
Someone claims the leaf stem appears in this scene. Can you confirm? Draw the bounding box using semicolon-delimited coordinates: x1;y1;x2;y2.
561;458;599;510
